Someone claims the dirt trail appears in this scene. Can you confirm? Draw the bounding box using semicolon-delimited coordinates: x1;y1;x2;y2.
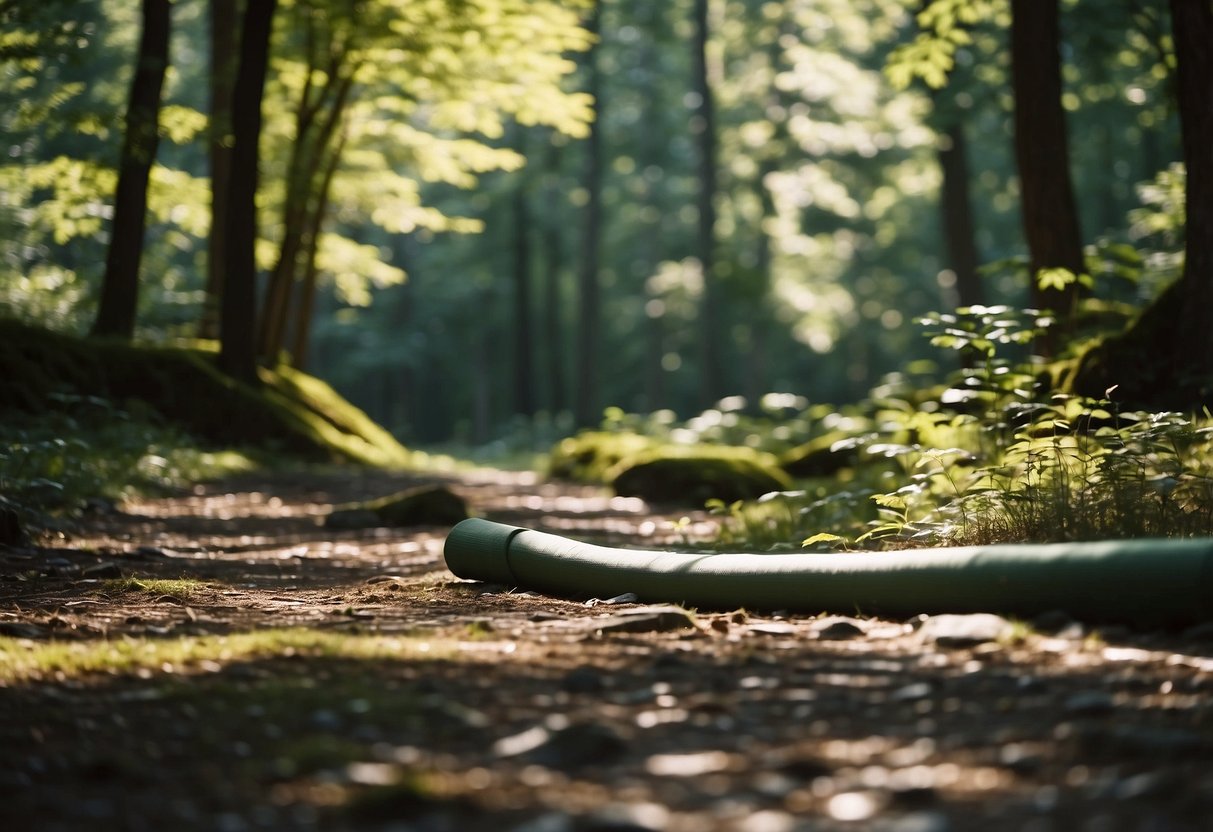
2;468;1212;832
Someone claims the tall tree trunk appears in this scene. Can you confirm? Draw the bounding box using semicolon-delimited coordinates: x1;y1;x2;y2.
1010;0;1085;353
218;0;277;384
1069;1;1213;408
744;158;778;406
91;0;171;340
938;122;984;309
473;290;493;443
692;0;723;404
573;1;602;428
199;0;239;341
288;129;345;371
512;165;536;419
541;142;567;417
259;68;355;364
637;1;667;412
1170;0;1213;364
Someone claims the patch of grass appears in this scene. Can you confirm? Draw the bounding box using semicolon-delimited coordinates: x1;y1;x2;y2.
100;577;212;600
0;628;454;684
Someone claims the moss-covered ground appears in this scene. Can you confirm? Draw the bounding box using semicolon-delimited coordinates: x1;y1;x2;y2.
0;318;411;467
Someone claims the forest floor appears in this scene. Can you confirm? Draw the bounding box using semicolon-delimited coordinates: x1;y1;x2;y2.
2;466;1213;832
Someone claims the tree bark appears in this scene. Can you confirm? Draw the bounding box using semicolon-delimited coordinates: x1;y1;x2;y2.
938;122;984;309
91;0;171;340
541;142;567;417
1169;0;1213;365
218;0;277;384
1069;0;1213;408
1010;0;1085;352
199;0;239;341
692;0;723;405
573;1;602;428
258;26;356;365
288;128;345;371
512;163;537;420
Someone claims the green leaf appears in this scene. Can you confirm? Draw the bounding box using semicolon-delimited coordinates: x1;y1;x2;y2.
871;493;906;510
801;532;843;547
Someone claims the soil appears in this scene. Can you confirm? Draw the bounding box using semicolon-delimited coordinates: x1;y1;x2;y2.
2;467;1212;832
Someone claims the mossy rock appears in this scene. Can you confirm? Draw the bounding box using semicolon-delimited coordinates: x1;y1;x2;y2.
781;432;862;477
548;430;657;483
0;319;411;467
608;447;791;507
325;485;468;529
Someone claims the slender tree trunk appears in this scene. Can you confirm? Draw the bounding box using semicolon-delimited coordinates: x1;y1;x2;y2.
541;142;567;417
260;67;355;364
744;159;778;406
573;1;602;428
473;290;493;443
938;122;984;309
218;0;277;384
692;0;722;404
199;0;239;341
511;163;536;419
288;129;345;370
1010;0;1085;352
637;2;667;412
91;0;171;339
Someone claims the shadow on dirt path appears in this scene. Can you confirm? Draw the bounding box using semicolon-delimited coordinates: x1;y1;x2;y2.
2;467;1212;831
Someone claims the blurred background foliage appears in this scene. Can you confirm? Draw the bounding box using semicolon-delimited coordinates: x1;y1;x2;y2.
0;0;1189;453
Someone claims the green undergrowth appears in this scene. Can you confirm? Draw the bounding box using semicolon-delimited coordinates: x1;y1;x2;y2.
0;395;257;536
0;628;450;684
555;306;1213;550
0;318;420;535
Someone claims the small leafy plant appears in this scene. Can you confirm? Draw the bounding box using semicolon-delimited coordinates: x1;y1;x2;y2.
707;305;1213;551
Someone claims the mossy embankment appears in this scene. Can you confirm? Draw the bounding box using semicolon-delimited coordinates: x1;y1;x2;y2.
0;318;411;467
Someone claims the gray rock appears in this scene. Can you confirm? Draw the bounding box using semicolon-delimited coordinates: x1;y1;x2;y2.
814;617;867;640
585;592;640;607
873;811;952;832
508;813;575;832
1079;724;1208;757
593;606;695;634
81;562;122;579
748;621;798;636
510;722;628;769
1063;690;1115;715
579;802;668;832
918;614;1014;647
1031;609;1076;634
323;508;380;529
1114;770;1185;801
562;666;606;694
0;622;44;639
890;682;934;703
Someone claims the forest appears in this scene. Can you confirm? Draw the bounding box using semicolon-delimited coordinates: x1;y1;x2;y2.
2;0;1212;543
6;4;1213;830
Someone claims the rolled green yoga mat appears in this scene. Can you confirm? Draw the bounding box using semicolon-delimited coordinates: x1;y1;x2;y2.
444;518;1213;627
